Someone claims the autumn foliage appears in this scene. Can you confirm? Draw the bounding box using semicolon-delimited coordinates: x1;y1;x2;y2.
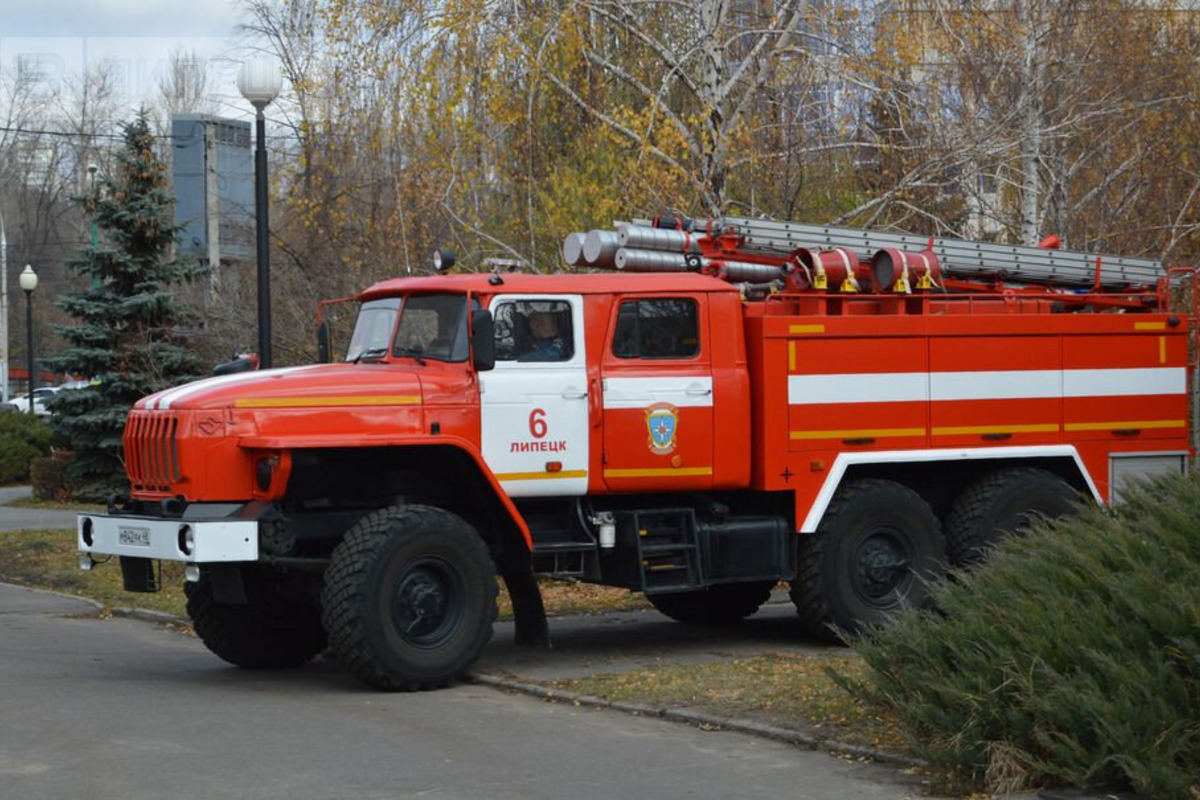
234;0;1200;363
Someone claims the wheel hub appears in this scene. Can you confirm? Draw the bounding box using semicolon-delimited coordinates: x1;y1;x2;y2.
391;560;462;647
853;529;913;604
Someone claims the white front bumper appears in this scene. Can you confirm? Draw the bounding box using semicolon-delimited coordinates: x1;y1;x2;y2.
77;514;259;563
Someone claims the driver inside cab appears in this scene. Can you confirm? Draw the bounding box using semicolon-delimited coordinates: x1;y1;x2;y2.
517;310;568;362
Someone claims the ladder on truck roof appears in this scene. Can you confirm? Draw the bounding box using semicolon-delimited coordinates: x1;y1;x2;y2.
722;216;1163;289
563;213;1166;292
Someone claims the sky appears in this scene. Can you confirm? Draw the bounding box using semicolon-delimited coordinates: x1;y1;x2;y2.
0;0;247;115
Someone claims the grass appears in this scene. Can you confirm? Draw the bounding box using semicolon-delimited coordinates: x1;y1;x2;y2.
540;652;908;754
0;528;647;622
525;578;649;617
0;528;188;617
4;495;107;512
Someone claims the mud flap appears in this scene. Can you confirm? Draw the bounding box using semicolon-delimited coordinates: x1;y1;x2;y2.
119;556;159;593
497;556;550;648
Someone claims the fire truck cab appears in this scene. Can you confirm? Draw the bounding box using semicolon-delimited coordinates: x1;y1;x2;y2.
78;217;1195;691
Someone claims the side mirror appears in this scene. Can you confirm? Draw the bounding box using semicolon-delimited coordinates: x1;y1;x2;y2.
213;353;258;376
470;309;495;372
317;320;332;363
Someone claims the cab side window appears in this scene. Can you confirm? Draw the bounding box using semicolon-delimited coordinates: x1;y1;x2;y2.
493;300;575;362
612;298;699;359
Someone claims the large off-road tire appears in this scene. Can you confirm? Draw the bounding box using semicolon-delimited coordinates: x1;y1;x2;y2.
943;467;1079;568
647;580;775;625
321;505;498;691
790;479;945;642
185;567;327;669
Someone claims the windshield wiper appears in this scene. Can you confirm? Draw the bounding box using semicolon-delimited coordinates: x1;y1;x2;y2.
393;347;427;365
354;347;389;363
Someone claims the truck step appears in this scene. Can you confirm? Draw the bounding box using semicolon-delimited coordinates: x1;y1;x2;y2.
632;509;702;592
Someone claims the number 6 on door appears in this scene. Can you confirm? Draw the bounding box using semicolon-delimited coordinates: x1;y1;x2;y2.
529;408;547;439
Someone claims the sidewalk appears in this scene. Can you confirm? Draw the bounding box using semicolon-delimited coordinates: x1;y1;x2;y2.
0;486;81;533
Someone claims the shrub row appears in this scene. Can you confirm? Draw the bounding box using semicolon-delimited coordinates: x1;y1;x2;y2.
850;473;1200;799
0;412;50;484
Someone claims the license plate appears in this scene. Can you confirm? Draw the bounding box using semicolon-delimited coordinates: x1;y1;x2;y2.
118;526;152;547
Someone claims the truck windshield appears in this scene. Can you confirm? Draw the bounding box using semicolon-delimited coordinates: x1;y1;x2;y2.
345;298;400;361
392;293;469;362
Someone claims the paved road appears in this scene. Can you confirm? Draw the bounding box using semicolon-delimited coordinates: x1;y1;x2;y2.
0;486;79;533
0;582;927;800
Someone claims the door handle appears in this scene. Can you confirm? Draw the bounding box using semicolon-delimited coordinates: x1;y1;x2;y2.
562;390;587;399
685;386;712;396
589;379;601;428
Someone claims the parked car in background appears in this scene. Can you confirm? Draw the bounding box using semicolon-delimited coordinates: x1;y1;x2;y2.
4;387;59;417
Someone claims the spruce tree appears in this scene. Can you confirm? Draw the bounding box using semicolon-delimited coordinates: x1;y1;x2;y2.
46;112;205;500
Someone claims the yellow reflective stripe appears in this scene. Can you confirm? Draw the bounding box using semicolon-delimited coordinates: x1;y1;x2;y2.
1135;321;1166;330
234;395;421;408
789;324;825;334
1064;419;1185;432
603;467;714;478
1160;336;1167;364
788;340;796;372
790;428;924;440
932;423;1059;436
494;470;588;481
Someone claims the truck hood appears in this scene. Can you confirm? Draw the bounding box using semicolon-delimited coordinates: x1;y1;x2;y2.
137;364;423;411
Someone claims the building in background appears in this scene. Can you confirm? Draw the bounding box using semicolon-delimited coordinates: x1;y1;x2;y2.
171;114;253;300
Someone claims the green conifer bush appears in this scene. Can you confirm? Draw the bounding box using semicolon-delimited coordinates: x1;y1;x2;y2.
0;412;50;483
851;472;1200;799
44;112;204;500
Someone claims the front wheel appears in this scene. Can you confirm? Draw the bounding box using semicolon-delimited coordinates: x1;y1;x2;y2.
790;479;945;641
321;505;498;691
185;567;326;669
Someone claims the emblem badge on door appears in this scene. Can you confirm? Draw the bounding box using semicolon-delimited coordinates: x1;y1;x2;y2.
645;403;679;455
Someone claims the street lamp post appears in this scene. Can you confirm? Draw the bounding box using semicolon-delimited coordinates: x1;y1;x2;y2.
237;59;283;370
88;163;100;292
18;264;36;413
1;207;8;402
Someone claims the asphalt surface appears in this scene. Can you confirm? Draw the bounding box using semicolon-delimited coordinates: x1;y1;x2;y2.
0;582;928;800
0;486;79;533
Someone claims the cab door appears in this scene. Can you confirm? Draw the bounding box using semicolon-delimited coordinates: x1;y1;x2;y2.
480;295;589;497
600;295;714;491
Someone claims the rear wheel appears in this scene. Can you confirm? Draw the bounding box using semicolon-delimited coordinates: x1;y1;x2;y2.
790;479;945;641
321;505;497;691
944;467;1078;568
185;567;326;669
647;581;775;624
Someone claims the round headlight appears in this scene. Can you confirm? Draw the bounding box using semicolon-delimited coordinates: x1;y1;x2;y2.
178;524;195;556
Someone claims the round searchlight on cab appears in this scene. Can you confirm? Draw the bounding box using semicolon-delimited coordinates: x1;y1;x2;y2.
433;248;456;273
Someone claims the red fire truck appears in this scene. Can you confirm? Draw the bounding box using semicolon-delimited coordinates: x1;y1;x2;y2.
77;214;1195;690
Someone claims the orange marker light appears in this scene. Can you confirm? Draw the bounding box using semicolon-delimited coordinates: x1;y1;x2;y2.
545;461;563;473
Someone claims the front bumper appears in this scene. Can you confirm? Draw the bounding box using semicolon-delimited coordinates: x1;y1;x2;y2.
77;513;259;564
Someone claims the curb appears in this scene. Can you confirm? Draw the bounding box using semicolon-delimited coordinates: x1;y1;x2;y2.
109;606;190;627
465;671;920;767
2;580;191;628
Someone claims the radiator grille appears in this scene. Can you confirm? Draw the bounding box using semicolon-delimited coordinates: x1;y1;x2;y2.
125;412;182;493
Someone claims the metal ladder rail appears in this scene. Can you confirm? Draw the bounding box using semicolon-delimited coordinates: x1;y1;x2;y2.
719;216;1164;288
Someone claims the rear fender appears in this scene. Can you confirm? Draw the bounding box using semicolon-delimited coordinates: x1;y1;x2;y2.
799;446;1100;533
